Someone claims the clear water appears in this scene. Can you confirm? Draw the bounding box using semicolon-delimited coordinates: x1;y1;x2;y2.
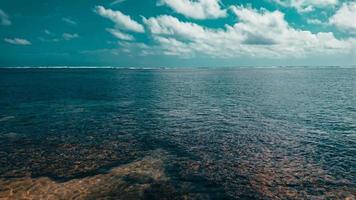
0;68;355;199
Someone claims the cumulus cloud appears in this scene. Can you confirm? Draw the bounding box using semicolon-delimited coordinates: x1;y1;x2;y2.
143;15;218;40
230;6;287;45
140;6;352;58
4;38;31;45
329;2;356;34
62;33;79;40
159;0;227;19
0;9;11;26
272;0;338;12
107;28;134;41
95;6;144;33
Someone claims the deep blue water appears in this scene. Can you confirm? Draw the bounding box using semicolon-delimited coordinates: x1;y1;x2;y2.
0;68;355;199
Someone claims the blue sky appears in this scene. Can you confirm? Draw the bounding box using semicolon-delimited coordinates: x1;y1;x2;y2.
0;0;355;67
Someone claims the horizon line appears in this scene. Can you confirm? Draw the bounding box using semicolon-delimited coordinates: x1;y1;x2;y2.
0;65;356;69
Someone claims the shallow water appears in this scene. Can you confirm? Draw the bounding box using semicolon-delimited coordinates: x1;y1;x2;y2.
0;68;355;199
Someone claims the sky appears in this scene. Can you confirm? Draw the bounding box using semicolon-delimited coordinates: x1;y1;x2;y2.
0;0;355;67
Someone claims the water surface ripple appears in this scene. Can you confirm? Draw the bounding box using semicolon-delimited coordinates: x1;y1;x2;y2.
0;68;355;199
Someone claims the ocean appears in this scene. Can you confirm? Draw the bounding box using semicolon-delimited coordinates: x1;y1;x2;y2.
0;68;355;199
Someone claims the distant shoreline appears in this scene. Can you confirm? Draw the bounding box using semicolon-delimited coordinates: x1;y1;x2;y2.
0;66;355;69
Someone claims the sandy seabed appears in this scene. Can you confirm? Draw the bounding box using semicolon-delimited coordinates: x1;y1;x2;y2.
0;150;178;200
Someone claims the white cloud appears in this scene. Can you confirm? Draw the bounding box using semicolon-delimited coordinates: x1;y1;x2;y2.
111;0;126;6
230;6;287;45
107;28;134;41
4;38;31;45
329;2;356;34
143;15;218;40
44;29;52;35
62;17;77;25
95;6;144;33
140;6;353;58
306;18;325;25
272;0;338;12
62;33;79;40
159;0;227;19
40;31;79;42
0;9;11;26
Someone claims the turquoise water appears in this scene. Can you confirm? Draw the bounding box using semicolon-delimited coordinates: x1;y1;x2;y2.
0;68;355;199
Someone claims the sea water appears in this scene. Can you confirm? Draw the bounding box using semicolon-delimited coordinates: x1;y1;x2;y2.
0;68;355;199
